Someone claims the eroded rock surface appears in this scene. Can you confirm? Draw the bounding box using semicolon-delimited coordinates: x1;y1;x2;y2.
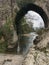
22;31;49;65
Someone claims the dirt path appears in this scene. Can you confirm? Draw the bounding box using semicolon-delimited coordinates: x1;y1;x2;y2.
0;54;24;65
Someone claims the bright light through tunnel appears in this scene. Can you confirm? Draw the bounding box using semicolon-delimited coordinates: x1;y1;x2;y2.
24;10;45;30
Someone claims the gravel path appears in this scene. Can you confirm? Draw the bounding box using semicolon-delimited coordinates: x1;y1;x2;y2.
0;54;24;65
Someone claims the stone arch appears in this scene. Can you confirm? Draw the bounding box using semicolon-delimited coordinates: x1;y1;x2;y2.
15;3;48;35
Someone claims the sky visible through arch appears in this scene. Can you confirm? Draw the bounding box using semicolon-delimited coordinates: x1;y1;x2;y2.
24;11;45;30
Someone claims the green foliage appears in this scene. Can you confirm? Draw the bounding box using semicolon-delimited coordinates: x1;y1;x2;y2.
19;17;34;34
34;28;45;35
2;18;13;38
0;18;13;53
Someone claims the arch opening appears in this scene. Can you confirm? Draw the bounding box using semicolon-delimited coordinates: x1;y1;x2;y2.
15;3;48;35
24;10;45;30
14;3;49;54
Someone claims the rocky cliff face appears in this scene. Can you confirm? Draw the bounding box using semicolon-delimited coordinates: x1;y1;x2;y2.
22;30;49;65
34;0;49;27
16;0;49;18
35;0;49;18
16;0;49;27
0;0;49;65
0;0;49;25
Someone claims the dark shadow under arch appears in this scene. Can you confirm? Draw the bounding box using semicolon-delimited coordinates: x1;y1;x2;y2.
15;3;48;35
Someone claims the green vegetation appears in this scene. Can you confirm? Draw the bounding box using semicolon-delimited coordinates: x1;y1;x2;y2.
0;18;13;53
34;28;45;35
19;17;34;34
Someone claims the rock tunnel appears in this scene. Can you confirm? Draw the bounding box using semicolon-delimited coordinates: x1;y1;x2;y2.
15;3;48;35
